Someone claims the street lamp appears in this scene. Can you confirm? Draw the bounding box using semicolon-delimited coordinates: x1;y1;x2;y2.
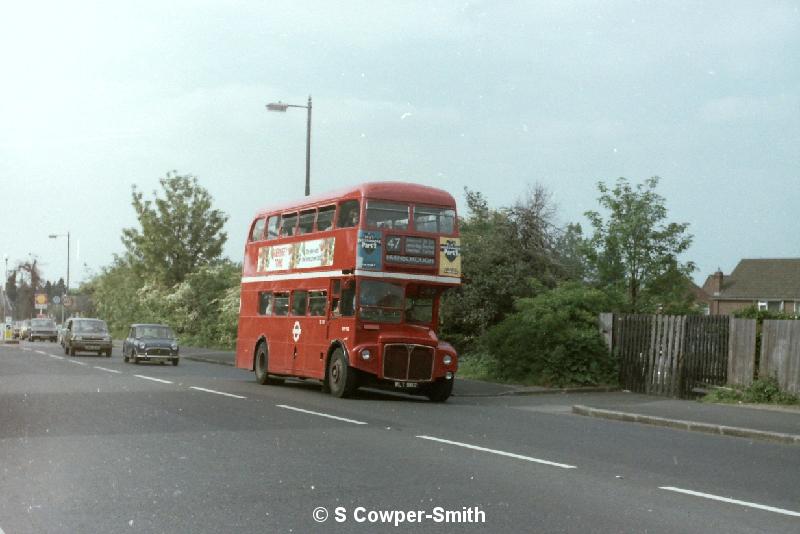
48;232;70;323
266;95;312;196
2;254;7;323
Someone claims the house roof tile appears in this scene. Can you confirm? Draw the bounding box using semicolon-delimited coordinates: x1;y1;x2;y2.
717;259;800;300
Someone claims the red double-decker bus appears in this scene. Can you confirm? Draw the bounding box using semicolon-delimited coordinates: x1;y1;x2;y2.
235;182;462;401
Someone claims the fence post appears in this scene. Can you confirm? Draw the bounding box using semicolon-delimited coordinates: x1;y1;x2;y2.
599;313;614;353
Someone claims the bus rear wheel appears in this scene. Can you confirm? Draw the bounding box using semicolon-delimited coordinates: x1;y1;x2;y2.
254;342;281;385
327;348;358;398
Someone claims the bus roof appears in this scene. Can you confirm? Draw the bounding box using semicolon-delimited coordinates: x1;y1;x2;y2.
253;181;456;219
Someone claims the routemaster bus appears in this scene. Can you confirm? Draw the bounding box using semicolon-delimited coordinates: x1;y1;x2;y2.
235;182;462;402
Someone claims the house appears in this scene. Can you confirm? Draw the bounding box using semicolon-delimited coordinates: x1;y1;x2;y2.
702;258;800;315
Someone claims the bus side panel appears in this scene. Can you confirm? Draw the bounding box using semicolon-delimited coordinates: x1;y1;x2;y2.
235;284;257;370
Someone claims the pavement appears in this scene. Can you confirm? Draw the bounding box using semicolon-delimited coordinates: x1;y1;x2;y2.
128;342;800;445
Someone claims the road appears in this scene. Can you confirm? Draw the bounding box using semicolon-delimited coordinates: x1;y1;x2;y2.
1;341;799;533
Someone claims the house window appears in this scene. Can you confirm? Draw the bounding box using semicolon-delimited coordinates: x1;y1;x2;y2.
758;300;783;312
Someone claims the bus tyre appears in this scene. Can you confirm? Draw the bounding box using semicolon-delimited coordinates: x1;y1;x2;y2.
425;378;454;403
254;343;280;385
327;348;358;398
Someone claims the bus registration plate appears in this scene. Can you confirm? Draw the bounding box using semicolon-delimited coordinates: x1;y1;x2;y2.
394;381;418;389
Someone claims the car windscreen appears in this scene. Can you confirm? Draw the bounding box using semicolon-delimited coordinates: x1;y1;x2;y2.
73;320;109;333
136;326;175;339
31;319;56;328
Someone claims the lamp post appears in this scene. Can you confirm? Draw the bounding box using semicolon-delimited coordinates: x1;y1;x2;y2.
48;232;70;323
2;254;7;324
266;95;312;196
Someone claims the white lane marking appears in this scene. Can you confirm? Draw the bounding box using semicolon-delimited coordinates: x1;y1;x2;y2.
94;366;122;374
276;404;368;425
49;355;65;360
68;360;87;366
35;350;48;355
189;386;246;399
134;374;173;384
416;435;577;469
659;486;800;517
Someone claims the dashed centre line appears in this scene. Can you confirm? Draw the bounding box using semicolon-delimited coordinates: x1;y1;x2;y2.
276;404;368;425
68;360;87;366
94;366;122;374
35;350;48;355
189;386;246;399
416;435;577;469
134;374;174;384
49;355;64;360
659;486;800;517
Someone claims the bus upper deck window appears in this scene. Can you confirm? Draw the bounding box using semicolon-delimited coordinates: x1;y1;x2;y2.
298;210;315;234
249;218;266;242
337;200;360;228
280;212;298;236
366;200;409;230
266;215;280;240
317;205;335;231
414;206;455;234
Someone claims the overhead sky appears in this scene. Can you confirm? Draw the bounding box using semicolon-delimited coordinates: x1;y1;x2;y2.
1;0;798;288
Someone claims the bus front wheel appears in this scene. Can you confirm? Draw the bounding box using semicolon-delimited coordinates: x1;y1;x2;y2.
327;348;358;398
425;378;453;403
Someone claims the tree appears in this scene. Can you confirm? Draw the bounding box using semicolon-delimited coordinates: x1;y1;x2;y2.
121;172;229;286
440;186;564;350
584;177;695;313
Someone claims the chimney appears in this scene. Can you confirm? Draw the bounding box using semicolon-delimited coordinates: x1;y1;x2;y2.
710;268;723;296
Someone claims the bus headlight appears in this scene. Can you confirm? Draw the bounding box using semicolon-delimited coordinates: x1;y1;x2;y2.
443;354;453;366
361;349;372;361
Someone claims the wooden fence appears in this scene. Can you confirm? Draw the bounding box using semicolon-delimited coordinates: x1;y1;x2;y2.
608;314;800;397
761;320;800;394
612;314;732;398
727;318;757;387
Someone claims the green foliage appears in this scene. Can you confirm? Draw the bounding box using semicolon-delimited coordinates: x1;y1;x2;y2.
455;350;495;382
441;186;564;352
83;260;241;348
81;258;147;337
583;177;695;313
82;172;239;348
484;283;619;386
122;172;229;286
733;305;797;321
704;377;799;405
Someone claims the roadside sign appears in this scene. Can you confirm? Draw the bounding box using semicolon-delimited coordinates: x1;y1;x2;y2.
63;296;73;307
35;292;48;310
53;296;61;305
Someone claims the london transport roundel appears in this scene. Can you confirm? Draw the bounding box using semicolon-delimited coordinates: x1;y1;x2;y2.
292;321;302;342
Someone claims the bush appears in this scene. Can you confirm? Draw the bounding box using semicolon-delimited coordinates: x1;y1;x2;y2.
484;283;618;386
704;376;799;405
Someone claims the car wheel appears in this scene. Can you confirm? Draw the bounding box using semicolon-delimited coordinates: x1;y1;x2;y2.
327;347;359;398
172;358;179;366
69;345;76;357
123;350;129;363
105;349;111;358
425;378;454;403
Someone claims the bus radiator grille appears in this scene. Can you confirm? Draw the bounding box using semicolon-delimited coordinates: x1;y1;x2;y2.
383;344;434;381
